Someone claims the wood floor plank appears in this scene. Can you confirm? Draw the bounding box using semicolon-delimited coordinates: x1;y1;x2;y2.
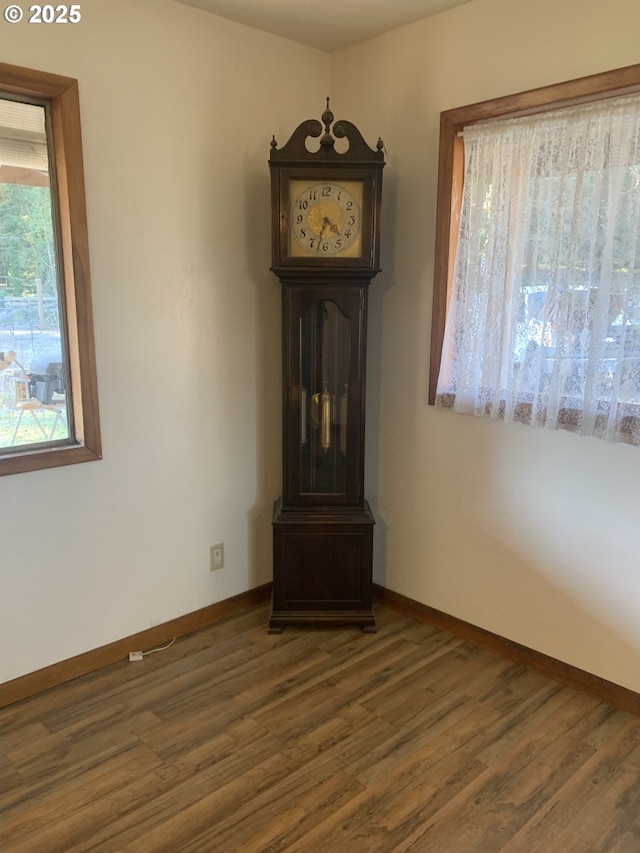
180;755;365;853
607;832;640;853
1;603;637;853
1;745;164;850
348;692;501;787
497;716;640;853
281;744;487;853
385;694;609;852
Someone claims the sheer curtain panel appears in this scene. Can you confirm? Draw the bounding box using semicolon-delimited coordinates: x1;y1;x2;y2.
435;94;640;445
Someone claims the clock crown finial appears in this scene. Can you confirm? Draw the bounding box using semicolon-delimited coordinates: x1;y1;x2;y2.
269;103;384;165
320;97;335;149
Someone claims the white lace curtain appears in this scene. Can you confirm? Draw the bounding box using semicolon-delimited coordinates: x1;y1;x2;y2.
436;94;640;445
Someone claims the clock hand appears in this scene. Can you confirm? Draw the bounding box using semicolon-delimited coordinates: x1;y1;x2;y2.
322;216;341;237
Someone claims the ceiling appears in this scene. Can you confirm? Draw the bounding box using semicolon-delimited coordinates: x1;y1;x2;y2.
173;0;474;53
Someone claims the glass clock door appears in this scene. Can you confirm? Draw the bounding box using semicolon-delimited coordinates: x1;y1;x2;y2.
299;299;349;495
283;286;366;508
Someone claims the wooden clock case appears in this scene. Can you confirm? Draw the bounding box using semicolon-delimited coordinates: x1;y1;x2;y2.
268;101;384;633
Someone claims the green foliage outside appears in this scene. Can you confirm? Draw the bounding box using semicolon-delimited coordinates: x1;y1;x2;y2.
0;182;57;297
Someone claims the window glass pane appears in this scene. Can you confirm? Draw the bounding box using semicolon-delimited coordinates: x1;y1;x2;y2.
0;98;70;451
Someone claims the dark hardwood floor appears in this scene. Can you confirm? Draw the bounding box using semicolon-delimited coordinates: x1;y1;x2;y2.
1;603;638;852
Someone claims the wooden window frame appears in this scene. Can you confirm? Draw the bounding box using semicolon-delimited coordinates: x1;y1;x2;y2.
0;63;101;475
429;64;640;406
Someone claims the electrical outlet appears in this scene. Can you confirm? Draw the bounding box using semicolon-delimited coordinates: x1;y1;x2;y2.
210;542;224;571
128;651;143;661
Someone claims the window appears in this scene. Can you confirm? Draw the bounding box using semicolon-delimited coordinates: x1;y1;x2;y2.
430;66;640;445
0;64;101;474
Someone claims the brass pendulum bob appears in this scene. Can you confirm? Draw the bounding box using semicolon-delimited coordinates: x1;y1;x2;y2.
339;383;348;454
320;381;332;452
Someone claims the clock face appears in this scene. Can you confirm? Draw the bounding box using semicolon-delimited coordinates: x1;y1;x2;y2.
289;180;363;259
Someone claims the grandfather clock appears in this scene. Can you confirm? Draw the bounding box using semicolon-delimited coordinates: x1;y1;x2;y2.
268;100;384;633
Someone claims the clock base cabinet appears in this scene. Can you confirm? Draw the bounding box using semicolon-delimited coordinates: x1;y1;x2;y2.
269;498;376;633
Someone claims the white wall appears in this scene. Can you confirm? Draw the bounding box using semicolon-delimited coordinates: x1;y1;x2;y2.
333;0;640;690
0;0;328;682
